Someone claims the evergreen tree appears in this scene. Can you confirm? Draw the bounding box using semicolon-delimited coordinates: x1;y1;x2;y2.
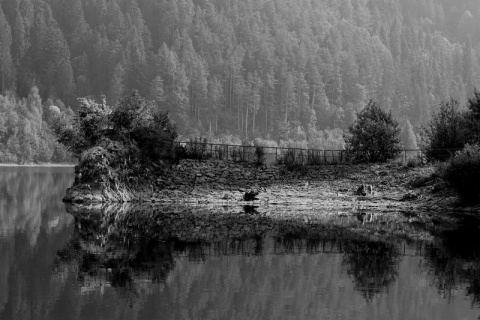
345;101;402;163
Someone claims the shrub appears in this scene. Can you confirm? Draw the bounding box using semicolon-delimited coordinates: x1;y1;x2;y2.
230;146;242;162
307;150;323;165
344;100;402;163
54;92;178;185
53;98;111;157
421;99;467;161
182;137;210;160
254;146;266;165
441;144;480;203
252;137;278;148
278;149;304;165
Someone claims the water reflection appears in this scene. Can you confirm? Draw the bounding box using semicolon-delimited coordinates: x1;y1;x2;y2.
2;168;480;319
424;216;480;305
342;240;400;301
0;167;74;320
59;204;403;305
0;167;74;244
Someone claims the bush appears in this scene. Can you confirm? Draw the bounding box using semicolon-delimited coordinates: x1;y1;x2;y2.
421;99;467;161
54;92;178;185
53;98;111;157
181;137;210;160
307;150;324;165
254;146;266;165
441;144;480;203
344;100;402;163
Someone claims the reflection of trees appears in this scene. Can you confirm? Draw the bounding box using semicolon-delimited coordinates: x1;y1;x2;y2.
60;203;408;310
0;168;74;316
55;216;177;300
342;240;400;301
424;218;480;305
0;167;74;245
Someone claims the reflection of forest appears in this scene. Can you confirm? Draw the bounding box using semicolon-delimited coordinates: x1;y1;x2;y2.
0;167;74;245
424;217;480;305
0;167;75;318
51;207;480;319
2;175;480;320
58;205;405;305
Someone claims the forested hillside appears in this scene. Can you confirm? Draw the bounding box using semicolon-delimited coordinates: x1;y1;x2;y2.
1;0;480;155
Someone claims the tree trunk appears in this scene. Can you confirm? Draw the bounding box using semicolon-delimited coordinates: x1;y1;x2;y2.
245;102;248;139
252;102;256;134
285;90;288;123
311;85;316;110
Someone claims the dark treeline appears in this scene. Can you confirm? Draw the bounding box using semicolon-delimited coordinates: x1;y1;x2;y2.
2;0;480;155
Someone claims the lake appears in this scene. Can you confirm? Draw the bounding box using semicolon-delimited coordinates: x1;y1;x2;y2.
1;167;479;320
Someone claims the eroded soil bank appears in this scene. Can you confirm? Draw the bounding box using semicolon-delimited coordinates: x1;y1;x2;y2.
64;160;480;241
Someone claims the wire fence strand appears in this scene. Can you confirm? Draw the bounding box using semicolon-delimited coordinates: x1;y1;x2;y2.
173;141;457;166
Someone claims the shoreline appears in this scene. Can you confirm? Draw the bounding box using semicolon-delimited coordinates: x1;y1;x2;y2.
63;160;474;241
0;163;75;167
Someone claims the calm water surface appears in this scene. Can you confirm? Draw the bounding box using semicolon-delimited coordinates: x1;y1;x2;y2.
1;167;480;320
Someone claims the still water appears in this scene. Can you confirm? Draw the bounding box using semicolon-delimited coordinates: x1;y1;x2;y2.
1;167;480;320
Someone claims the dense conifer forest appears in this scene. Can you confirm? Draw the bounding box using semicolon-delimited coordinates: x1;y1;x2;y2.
1;0;480;161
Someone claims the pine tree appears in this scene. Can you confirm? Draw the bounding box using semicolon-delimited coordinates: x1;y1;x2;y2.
0;7;14;93
400;119;418;150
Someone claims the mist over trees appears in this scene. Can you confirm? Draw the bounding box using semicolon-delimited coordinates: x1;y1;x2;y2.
2;0;480;156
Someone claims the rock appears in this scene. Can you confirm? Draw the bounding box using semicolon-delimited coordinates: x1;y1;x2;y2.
243;190;259;201
354;184;374;196
222;193;232;200
401;191;419;201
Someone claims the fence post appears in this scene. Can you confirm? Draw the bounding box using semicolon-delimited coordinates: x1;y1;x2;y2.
226;145;229;161
404;150;407;164
275;148;278;163
323;150;326;164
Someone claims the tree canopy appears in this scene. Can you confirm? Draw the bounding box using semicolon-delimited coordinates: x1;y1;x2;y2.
2;0;480;157
345;101;402;163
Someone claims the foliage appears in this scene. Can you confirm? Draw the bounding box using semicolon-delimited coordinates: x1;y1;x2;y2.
252;138;278;148
441;144;480;203
54;97;112;157
344;101;402;163
421;99;468;161
307;128;345;150
208;134;242;146
54;92;178;183
254;146;266;166
464;89;480;143
0;88;72;164
2;0;480;146
307;150;325;165
277;149;297;166
176;137;211;161
400;120;418;150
